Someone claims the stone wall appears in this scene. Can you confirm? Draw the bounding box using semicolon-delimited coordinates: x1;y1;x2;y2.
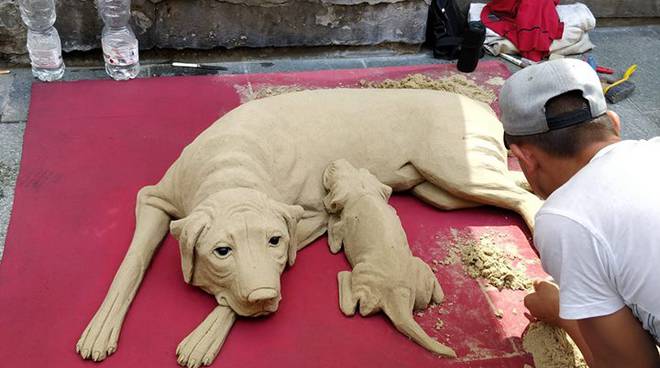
1;0;658;63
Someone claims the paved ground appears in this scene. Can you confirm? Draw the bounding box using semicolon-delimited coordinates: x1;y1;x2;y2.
1;24;659;259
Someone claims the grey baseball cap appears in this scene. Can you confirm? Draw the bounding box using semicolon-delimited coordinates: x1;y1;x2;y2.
500;58;607;136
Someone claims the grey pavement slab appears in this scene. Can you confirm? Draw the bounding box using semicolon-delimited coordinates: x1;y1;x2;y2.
588;25;660;124
0;74;12;120
1;69;32;123
610;102;660;140
0;122;25;261
244;57;365;74
362;52;451;68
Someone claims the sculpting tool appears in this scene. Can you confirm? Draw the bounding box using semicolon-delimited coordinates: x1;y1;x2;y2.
482;45;533;68
0;70;10;75
596;66;614;74
498;53;535;68
172;62;228;71
603;64;637;104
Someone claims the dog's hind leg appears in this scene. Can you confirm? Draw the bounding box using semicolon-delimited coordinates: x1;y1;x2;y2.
377;163;425;191
411;182;480;210
412;159;542;230
77;185;176;362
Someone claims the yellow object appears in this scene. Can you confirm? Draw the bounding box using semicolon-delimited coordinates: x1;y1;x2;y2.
603;64;637;94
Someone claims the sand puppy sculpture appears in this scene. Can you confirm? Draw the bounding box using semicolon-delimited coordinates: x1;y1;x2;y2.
323;159;457;357
76;88;541;367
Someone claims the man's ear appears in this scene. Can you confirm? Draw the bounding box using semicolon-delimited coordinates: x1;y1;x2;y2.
606;110;621;137
170;212;209;284
509;143;540;176
270;200;304;266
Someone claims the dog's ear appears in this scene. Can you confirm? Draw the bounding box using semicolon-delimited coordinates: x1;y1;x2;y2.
270;200;304;266
170;212;209;284
358;168;392;202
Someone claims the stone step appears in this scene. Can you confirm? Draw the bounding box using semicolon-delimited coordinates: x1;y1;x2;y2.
1;0;658;62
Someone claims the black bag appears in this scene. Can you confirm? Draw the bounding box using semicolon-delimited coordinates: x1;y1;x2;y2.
425;0;466;60
457;21;486;72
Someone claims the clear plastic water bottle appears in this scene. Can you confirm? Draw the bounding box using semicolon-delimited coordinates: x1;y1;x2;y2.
97;0;140;80
18;0;65;82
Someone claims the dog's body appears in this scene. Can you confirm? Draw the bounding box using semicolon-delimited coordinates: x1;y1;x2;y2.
77;89;542;366
322;159;456;357
160;87;540;229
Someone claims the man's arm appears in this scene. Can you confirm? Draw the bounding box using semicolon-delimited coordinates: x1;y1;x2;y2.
578;306;660;368
525;280;660;368
525;280;594;365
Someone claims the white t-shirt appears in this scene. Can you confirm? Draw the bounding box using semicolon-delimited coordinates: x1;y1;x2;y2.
534;138;660;343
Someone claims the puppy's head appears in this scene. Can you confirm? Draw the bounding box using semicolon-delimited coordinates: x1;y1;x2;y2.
170;188;304;317
322;159;392;214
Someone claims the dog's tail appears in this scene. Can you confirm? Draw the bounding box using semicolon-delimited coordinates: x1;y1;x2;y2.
383;292;457;358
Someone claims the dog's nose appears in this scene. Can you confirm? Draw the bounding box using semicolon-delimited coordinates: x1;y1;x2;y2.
247;288;278;303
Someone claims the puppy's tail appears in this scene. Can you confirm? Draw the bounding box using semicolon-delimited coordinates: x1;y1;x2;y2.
383;297;457;358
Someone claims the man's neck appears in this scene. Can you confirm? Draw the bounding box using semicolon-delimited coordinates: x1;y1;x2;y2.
547;137;621;192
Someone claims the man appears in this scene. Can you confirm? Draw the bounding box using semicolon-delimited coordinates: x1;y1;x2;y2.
499;58;660;367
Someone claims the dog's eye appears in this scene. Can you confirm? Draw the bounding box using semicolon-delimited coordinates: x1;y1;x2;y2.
269;236;281;247
213;246;232;258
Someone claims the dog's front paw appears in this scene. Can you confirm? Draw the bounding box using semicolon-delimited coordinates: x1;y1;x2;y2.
76;293;128;362
177;306;236;368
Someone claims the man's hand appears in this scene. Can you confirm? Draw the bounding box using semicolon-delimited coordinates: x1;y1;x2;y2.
524;279;594;365
524;279;660;367
524;279;561;326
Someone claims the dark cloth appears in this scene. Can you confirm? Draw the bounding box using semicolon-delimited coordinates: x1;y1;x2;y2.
481;0;564;61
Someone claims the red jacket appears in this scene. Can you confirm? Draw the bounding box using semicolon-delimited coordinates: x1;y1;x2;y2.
481;0;564;61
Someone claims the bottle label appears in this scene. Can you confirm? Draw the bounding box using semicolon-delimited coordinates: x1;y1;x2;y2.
29;48;63;68
103;41;139;66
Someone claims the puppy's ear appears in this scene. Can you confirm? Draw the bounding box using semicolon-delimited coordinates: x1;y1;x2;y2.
323;186;349;214
170;212;209;284
358;168;392;202
270;200;304;266
322;160;352;214
327;215;344;254
338;271;357;316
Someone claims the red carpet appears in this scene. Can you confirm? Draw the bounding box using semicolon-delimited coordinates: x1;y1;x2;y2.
0;62;544;367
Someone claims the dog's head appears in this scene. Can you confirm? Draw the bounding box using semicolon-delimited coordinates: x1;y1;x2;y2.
170;188;304;317
322;159;392;214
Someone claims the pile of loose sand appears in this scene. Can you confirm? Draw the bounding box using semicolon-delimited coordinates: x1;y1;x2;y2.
235;84;307;102
359;73;497;104
441;229;531;291
235;73;497;104
522;322;588;368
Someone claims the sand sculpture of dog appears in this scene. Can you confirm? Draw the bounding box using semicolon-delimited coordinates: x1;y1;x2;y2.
322;159;456;357
76;88;542;367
